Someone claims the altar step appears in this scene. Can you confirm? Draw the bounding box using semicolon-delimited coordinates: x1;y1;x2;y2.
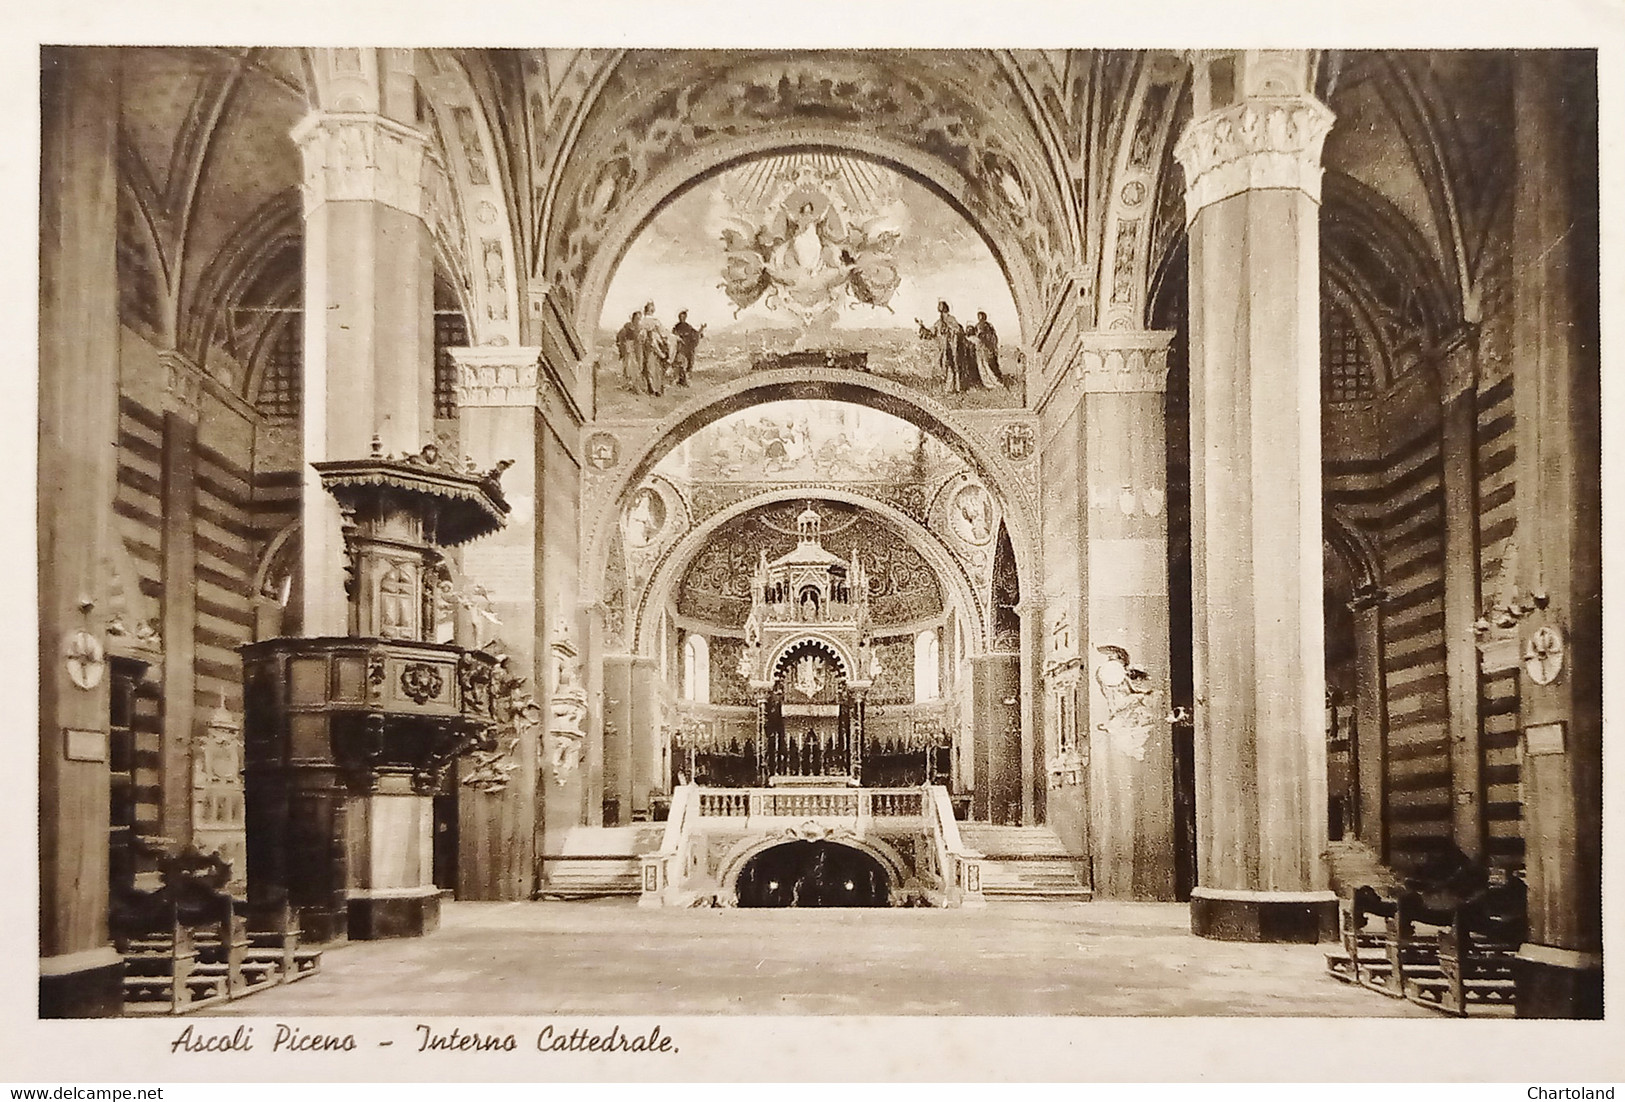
536;826;667;899
957;825;1092;902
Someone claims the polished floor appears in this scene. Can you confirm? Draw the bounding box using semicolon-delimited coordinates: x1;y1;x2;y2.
208;900;1431;1017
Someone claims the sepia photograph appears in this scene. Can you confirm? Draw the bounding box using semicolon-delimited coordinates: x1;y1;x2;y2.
18;0;1621;1084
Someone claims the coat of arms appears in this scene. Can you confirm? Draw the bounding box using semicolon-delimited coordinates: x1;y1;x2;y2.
1001;423;1036;462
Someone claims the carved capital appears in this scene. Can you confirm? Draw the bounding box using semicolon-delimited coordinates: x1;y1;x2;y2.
158;350;205;422
292;112;433;220
1075;330;1173;393
1173;95;1335;221
1437;329;1480;404
450;346;545;408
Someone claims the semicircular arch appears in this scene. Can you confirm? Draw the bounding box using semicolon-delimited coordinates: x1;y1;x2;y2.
545;50;1078;342
591;373;1035;641
766;635;854;683
574;134;1044;348
716;831;910;903
633;486;986;658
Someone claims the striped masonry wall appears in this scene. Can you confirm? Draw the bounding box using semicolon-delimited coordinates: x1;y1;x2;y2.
1374;427;1452;872
114;398;166;837
1475;372;1523;871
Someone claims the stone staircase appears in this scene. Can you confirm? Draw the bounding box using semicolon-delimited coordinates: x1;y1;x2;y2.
536;825;667;899
956;825;1092;902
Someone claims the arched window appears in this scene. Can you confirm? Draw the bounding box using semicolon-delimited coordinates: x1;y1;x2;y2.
914;629;940;701
683;633;710;704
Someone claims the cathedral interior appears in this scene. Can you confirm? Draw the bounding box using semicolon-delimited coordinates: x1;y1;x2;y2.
37;46;1601;1022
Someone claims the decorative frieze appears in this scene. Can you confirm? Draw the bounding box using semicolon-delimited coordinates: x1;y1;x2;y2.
1173;95;1335;221
451;346;544;408
292;112;433;220
1075;331;1172;393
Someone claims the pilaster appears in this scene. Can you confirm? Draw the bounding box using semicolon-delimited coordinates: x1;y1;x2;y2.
1079;329;1176;900
39;46;124;1016
1435;333;1484;859
451;346;549;894
1508;52;1601;1018
157;351;202;850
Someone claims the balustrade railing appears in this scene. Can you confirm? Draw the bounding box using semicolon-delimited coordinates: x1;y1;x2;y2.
697;790;750;817
644;784;981;908
690;786;927;822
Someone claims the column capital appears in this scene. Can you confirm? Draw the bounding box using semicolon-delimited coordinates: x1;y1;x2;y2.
292;111;434;220
1076;330;1174;393
1436;327;1480;404
451;345;545;408
157;349;205;422
1173;94;1335;222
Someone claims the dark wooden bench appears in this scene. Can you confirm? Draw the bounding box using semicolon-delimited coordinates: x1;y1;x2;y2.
1328;873;1524;1017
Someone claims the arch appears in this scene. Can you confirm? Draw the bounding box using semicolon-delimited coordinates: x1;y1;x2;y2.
715;829;911;903
181;190;302;380
574;135;1044;347
1321;170;1461;351
766;634;853;684
628;486;987;658
416;49;525;349
1323;506;1383;598
588;370;1038;627
1096;57;1188;330
545;51;1080;341
914;629;941;702
682;631;710;703
1370;52;1479;317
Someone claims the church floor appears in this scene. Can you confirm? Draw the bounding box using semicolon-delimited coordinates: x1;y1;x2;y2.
208;899;1430;1017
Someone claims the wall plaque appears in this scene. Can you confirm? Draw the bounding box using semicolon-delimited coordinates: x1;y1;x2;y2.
1525;721;1567;756
64;727;108;762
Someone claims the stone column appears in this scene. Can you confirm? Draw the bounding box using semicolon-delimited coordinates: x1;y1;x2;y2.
1015;599;1042;824
1174;51;1338;941
453;346;546;898
625;655;660;823
295;60;437;635
346;773;438;938
1509;52;1601;1019
39;46;124;1017
1079;331;1176;900
970;653;1021;823
1348;586;1387;854
157;352;202;851
1436;335;1484;859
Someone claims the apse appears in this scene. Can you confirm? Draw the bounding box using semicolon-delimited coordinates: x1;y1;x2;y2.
595;152;1022;419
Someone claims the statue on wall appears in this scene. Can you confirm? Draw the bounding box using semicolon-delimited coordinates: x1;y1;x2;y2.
546;624;588;784
1093;644;1159;762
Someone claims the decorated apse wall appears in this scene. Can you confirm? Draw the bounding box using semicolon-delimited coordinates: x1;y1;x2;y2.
596;153;1023;420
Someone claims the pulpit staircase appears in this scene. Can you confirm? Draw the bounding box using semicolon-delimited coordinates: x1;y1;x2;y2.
951;825;1092;902
535;825;668;899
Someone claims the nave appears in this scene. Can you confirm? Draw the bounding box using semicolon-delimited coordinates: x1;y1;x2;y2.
205;900;1432;1018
